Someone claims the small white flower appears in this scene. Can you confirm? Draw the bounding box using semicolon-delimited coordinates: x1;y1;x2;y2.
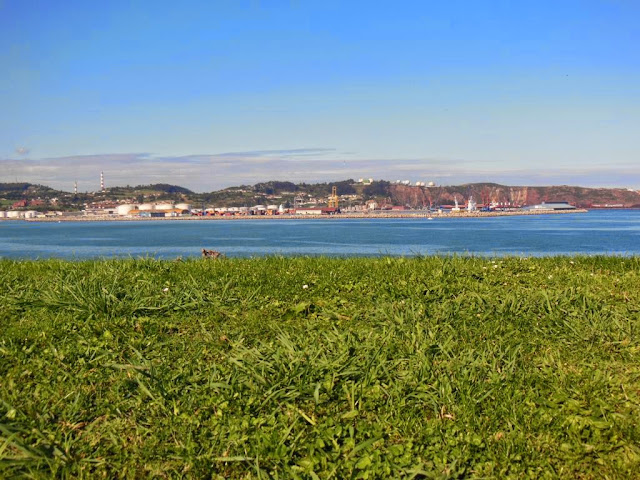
163;287;169;292
569;261;575;265
302;284;308;289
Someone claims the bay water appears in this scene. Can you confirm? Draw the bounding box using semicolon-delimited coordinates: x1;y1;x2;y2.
0;210;639;259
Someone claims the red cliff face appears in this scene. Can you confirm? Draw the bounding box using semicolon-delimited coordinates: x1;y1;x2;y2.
388;184;640;208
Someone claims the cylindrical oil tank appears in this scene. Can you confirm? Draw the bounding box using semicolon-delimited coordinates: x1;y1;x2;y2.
0;211;7;218
24;210;37;218
117;204;137;216
138;203;153;211
175;203;191;211
7;211;22;218
155;203;173;210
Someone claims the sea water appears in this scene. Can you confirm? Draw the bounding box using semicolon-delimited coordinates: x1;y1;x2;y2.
0;210;639;259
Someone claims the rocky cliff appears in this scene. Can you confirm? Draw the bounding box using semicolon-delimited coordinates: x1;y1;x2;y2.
387;183;640;208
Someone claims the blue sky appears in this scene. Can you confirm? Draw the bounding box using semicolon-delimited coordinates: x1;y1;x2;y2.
1;0;639;191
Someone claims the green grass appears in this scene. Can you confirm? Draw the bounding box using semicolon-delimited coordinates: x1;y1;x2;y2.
1;256;639;478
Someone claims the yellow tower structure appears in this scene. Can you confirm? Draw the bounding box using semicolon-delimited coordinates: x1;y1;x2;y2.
328;186;339;208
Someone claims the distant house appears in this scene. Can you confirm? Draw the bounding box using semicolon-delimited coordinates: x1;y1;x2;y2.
12;200;27;208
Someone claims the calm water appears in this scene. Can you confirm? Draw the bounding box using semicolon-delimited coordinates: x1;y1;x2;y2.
0;210;639;259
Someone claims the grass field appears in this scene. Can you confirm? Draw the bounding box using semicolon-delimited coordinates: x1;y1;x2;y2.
1;257;639;478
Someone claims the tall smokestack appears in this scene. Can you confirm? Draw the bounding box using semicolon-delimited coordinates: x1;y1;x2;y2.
74;181;78;195
100;171;105;192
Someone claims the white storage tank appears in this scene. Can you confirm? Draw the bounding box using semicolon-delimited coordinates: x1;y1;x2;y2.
117;204;137;216
0;211;7;218
155;203;173;210
7;211;22;218
24;210;38;219
175;203;191;211
138;203;154;211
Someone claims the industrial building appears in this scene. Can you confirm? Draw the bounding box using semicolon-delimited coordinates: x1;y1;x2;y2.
524;202;577;211
293;207;340;215
115;203;193;217
0;210;41;219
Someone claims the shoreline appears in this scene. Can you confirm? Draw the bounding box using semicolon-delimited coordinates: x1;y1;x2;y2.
4;208;590;222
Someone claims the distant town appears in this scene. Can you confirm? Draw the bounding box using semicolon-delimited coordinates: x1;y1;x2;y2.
1;175;639;220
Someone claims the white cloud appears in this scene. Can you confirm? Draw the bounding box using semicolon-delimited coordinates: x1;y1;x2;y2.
1;150;639;192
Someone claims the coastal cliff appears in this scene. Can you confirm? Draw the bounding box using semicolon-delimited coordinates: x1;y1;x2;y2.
388;183;640;208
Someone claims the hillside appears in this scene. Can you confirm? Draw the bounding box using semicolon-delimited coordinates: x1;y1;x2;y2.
0;183;194;210
2;180;639;209
0;182;65;200
132;183;193;194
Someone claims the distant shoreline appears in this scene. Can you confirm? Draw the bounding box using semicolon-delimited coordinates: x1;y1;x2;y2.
7;208;591;222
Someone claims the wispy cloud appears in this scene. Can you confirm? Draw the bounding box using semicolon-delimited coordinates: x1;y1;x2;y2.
210;148;336;158
1;150;638;192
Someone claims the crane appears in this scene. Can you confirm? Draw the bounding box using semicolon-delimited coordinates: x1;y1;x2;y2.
328;186;339;208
